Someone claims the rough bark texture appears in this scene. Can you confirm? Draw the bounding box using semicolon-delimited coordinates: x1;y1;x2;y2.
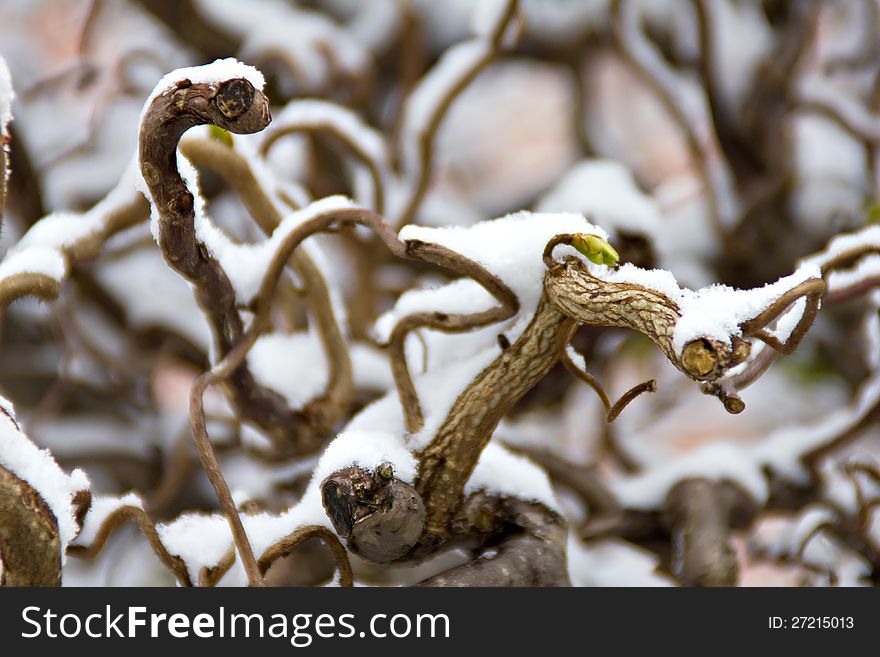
419;497;570;587
321;464;425;563
0;464;61;586
545;258;681;364
416;293;574;544
139;77;334;457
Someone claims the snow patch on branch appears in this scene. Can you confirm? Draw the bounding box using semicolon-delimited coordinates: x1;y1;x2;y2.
536;159;663;238
0;56;12;133
0;247;66;282
194;0;367;95
610;442;769;509
0;398;90;560
155;149;356;306
402;211;606;312
567;534;675;586
248;332;330;408
140;58;265;126
0;157;142;290
157;513;233;584
604;260;821;355
72;493;144;548
268;100;390;170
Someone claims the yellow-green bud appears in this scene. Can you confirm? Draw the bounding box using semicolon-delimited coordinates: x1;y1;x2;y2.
571;233;619;266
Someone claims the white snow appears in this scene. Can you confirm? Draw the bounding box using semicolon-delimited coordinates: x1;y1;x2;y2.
0;156;143;290
72;492;143;548
350;342;394;391
466;441;560;512
470;0;513;38
157;512;235;583
248;332;330;408
149;147;358;306
95;244;212;351
0;56;12;132
267;100;389;172
0;247;66;283
566;534;675;586
826;255;880;294
802;224;880;275
564;344;587;373
401;211;607;315
0;398;90;561
373;278;496;343
140;58;265;126
536;159;663;238
604;260;822;355
610;442;769;509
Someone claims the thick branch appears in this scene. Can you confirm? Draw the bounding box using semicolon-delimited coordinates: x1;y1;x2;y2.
416;293;574;544
418;497;570;587
0;464;61;586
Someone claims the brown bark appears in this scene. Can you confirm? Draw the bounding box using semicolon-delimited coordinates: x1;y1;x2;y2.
0;464;61;586
663;478;739;587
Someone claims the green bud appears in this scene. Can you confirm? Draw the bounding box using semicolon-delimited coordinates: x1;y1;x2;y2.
571;233;619;266
209;124;234;148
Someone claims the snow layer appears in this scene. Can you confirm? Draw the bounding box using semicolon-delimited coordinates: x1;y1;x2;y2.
140;58;264;125
536;159;663;237
401;210;606;315
0;247;66;282
0;398;90;560
826;255;880;294
566;534;675;586
599;260;821;355
193;0;366;94
610;442;769;509
802;225;880;270
248;332;394;406
143;145;357;306
268;100;389;171
248;332;330;408
72;492;143;547
157;512;234;583
401;209;820;357
0;55;11;137
0;157;142;289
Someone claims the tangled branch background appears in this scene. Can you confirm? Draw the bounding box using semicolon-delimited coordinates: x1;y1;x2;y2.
1;0;879;587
